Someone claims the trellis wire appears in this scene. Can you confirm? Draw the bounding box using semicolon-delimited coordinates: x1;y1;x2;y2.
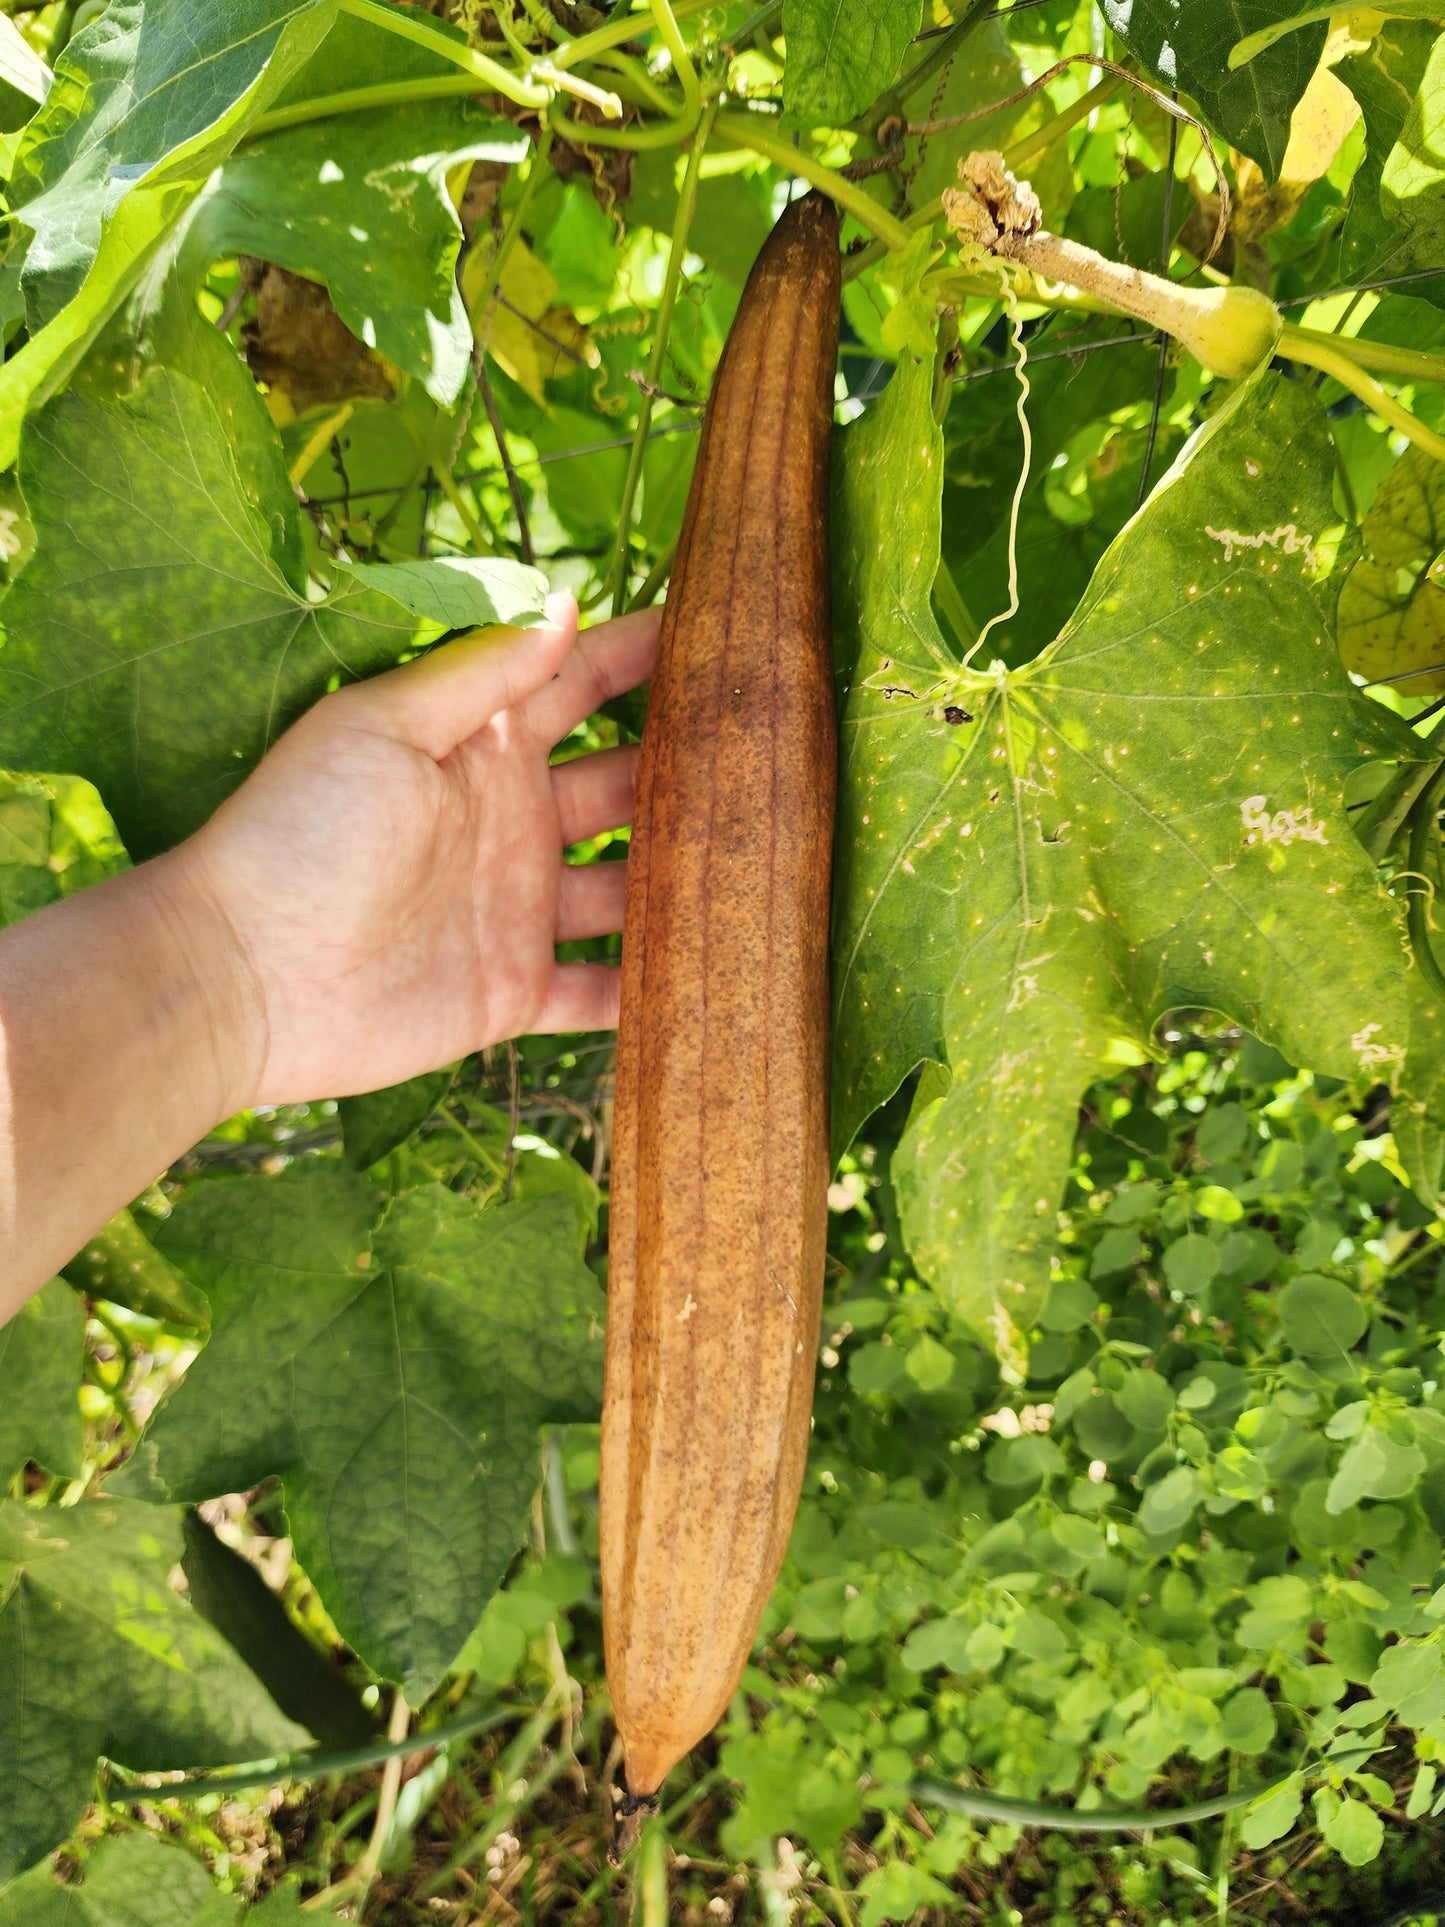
304;268;1445;512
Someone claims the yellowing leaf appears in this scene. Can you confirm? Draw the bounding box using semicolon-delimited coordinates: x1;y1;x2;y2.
1339;446;1445;695
1281;63;1363;182
464;234;590;403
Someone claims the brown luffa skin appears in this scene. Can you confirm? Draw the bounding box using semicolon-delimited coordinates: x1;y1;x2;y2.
601;193;842;1799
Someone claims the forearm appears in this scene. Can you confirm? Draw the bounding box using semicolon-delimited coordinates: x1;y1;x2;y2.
0;855;261;1321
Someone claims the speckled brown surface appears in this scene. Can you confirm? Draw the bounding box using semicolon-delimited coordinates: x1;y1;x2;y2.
602;192;842;1798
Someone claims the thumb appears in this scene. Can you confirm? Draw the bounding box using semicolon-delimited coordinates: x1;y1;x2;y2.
328;591;579;760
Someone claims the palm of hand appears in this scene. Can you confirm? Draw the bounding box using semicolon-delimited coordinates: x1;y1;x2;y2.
183;601;659;1107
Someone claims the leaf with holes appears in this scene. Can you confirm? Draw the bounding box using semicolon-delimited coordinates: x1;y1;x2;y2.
831;348;1415;1357
183;50;527;403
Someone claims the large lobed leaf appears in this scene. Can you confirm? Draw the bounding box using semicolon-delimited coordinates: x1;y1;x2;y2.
0;1833;327;1923
0;1499;306;1881
8;0;337;328
1100;0;1328;179
831;349;1417;1357
0;0;344;460
185;31;527;405
0;366;544;860
0;366;407;857
120;1166;606;1700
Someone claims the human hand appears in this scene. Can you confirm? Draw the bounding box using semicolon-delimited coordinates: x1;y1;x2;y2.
165;594;660;1109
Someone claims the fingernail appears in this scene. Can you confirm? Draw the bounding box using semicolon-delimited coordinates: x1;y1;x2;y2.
544;590;578;630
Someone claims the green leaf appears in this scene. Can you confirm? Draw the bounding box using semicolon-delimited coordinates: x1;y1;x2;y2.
1090;1228;1143;1279
900;1613;974;1673
1138;1465;1201;1536
1277;1273;1368;1358
1339;445;1445;694
0;366;414;859
339;1064;457;1169
1220;1684;1275;1754
1236;1572;1314;1648
1370;1640;1445;1724
0;1278;84;1484
1334;20;1441;293
1039;1277;1098;1332
1381;29;1445;281
1327;1424;1427;1511
0;0;345;461
904;21;1026;216
0;1497;306;1881
0;1832;238;1925
180;1509;377;1752
1231;2;1445;67
9;0;340;329
0;768;128;928
627;153;772;289
336;556;548;630
0;18;51;123
1322;1792;1385;1866
903;1333;955;1392
62;1209;210;1329
123;1165;605;1698
1100;0;1328;178
857;1857;955;1927
189;82;526;404
1163;1234;1220;1297
781;0;923;129
832;355;1412;1352
1239;1772;1304;1848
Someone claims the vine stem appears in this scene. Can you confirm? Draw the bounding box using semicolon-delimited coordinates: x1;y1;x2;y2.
251;76;499;139
608;105;715;615
1279;320;1445;390
713;112;912;248
551;0;715;70
548;0;698;146
337;0;549;107
842;80;1120;284
1277;325;1445;463
908;1767;1296;1832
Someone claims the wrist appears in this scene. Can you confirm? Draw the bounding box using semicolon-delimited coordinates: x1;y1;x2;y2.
120;846;269;1127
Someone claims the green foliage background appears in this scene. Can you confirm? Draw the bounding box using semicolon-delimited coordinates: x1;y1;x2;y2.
5;0;1445;1919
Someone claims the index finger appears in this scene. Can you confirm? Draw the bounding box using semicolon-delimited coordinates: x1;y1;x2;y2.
525;604;663;747
326;593;580;761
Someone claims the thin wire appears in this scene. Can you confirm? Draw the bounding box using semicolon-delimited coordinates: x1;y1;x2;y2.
1365;662;1445;688
1135;97;1179;511
955;327;1159;379
915;0;1058;33
1277;268;1445;308
302;272;1445;515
